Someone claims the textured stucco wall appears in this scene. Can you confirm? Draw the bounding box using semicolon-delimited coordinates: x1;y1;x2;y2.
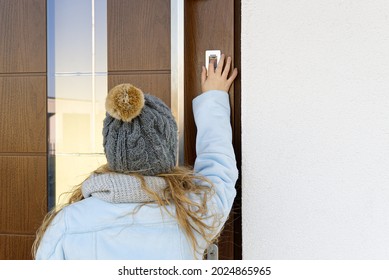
242;0;389;259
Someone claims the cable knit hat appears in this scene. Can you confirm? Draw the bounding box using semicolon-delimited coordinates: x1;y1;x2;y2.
103;83;178;176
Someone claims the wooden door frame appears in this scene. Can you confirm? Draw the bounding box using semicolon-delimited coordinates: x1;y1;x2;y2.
232;0;242;261
184;0;242;260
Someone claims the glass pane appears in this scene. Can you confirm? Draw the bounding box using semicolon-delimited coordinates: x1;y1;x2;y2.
94;0;107;73
54;0;93;73
48;0;107;207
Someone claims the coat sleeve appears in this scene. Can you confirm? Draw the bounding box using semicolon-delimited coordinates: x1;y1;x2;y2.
35;208;67;260
192;90;238;221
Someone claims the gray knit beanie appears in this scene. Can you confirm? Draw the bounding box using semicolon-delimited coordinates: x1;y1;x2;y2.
103;83;177;176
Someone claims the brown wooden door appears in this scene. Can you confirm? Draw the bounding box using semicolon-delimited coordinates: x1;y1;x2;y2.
108;0;241;259
0;0;47;260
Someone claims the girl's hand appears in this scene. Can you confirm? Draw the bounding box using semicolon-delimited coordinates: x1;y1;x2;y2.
201;54;238;93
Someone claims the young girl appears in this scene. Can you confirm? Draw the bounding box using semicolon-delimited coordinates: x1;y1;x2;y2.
33;54;238;259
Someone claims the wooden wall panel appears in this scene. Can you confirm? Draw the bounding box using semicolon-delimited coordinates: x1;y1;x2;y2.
0;0;46;73
0;0;47;260
184;0;235;165
184;0;240;260
108;0;170;71
109;74;171;106
0;235;35;260
0;156;47;234
0;77;46;153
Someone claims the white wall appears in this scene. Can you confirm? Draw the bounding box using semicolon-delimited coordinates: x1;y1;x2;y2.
242;0;389;259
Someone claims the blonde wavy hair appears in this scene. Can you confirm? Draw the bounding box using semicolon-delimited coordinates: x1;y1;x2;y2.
32;165;222;259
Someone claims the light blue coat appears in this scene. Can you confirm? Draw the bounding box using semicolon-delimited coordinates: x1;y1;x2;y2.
36;90;238;260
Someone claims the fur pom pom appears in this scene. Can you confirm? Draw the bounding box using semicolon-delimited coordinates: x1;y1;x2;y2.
105;83;145;122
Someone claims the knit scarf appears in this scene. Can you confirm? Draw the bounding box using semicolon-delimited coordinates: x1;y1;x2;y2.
81;173;167;203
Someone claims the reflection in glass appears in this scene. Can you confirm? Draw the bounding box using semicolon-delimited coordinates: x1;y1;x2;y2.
47;0;107;207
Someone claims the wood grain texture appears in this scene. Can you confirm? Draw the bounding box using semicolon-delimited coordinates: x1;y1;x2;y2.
0;76;46;152
109;73;171;107
184;0;235;165
0;156;47;234
184;0;238;260
0;235;35;260
0;0;46;73
108;0;170;71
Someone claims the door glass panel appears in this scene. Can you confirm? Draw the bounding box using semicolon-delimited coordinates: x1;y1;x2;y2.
47;0;107;207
